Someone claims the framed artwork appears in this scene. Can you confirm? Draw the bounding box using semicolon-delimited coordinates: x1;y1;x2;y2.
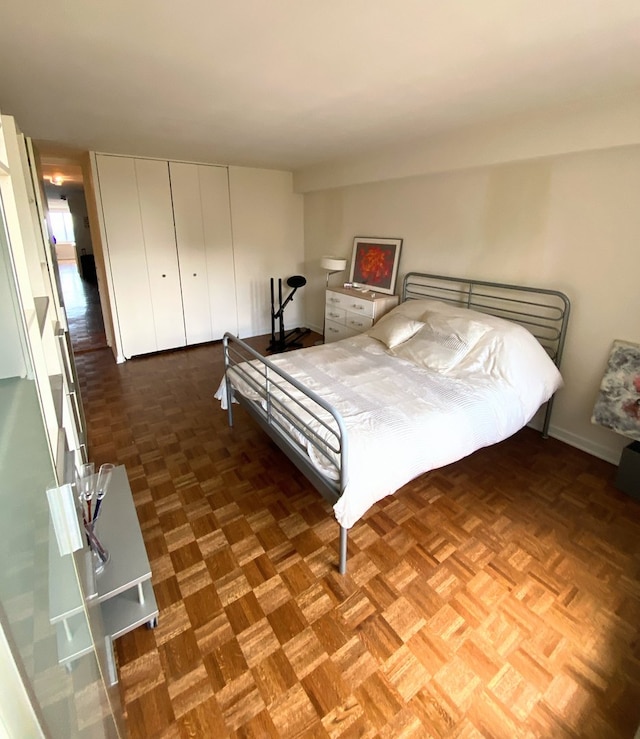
349;237;402;295
591;339;640;443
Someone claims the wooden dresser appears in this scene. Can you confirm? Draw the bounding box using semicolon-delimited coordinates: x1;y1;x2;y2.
324;287;399;343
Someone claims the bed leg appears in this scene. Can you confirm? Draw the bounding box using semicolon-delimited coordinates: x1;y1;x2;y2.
339;526;347;575
222;336;234;428
227;400;234;428
225;378;234;428
542;398;554;439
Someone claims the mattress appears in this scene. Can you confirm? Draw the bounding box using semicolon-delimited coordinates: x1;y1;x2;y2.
215;302;563;529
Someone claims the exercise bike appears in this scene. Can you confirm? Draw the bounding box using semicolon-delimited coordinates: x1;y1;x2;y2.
268;275;310;353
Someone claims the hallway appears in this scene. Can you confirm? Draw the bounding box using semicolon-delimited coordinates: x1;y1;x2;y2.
58;259;107;353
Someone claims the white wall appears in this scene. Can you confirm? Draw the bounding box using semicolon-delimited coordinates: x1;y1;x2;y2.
66;188;92;256
295;89;640;192
53;241;76;261
229;167;305;338
299;116;640;465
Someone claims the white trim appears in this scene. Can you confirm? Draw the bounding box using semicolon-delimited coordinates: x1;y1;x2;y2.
0;625;44;739
548;425;621;466
89;152;125;364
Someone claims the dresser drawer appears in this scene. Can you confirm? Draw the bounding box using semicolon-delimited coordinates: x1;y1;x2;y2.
326;290;375;319
325;305;347;325
324;288;399;343
345;314;373;332
325;319;359;343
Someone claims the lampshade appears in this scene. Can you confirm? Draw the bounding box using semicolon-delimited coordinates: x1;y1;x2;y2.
320;256;347;272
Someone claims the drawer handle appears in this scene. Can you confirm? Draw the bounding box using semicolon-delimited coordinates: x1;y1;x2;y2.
329;311;340;318
328;327;338;333
351;304;364;310
329;297;339;303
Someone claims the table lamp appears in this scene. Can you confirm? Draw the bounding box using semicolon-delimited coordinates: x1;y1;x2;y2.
591;339;640;498
321;256;347;288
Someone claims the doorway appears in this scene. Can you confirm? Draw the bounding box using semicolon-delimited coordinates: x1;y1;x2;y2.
40;158;108;354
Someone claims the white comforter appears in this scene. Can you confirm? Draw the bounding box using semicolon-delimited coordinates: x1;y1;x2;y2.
215;318;562;529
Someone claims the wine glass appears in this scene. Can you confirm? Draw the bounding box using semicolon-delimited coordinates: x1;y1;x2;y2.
89;463;115;574
75;462;95;517
94;464;115;521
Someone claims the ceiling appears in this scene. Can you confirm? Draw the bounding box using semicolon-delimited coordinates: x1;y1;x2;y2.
1;1;639;172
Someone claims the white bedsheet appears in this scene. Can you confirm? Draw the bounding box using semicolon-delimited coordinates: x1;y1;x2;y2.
215;329;562;530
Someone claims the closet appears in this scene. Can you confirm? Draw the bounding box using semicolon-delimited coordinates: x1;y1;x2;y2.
169;161;236;344
94;154;236;360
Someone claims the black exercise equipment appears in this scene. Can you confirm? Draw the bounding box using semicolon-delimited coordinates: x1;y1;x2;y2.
268;275;310;352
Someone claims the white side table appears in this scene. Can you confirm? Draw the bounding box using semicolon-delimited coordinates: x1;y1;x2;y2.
49;466;158;673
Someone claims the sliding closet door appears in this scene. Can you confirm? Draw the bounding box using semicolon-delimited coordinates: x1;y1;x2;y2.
169;162;212;345
170;162;237;344
96;155;186;358
98;155;236;356
199;165;237;338
135;159;185;351
96;155;157;358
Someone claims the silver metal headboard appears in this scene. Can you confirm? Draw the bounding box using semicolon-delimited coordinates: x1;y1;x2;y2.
402;272;570;437
402;271;570;367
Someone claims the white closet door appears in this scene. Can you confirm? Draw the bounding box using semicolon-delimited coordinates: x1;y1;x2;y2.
199;165;237;338
169;162;212;345
96;155;157;358
135;159;186;351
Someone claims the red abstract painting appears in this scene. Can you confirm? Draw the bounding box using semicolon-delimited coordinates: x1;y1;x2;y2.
350;237;402;294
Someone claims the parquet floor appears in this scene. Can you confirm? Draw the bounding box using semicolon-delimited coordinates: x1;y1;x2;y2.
59;260;108;353
74;337;640;739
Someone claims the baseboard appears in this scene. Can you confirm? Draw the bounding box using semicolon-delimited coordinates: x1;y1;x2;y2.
546;425;621;466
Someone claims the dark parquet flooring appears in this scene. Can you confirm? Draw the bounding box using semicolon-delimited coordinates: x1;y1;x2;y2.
60;260;108;353
74;334;640;738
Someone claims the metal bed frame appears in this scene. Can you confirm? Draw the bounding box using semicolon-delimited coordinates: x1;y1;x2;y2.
221;272;570;575
402;272;570;437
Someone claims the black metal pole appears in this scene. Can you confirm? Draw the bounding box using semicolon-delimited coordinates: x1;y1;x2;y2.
278;279;284;348
270;277;276;345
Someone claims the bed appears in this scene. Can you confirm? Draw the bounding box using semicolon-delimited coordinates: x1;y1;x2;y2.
215;272;570;574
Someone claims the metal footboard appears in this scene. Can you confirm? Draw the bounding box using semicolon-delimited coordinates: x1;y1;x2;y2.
221;333;351;574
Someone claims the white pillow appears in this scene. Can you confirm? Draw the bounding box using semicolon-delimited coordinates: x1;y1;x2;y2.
391;313;491;371
367;314;425;349
450;323;563;401
423;312;491;347
383;299;563;399
382;298;450;321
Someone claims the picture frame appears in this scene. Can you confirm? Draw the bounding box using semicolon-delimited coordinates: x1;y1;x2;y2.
348;237;402;295
592;339;640;443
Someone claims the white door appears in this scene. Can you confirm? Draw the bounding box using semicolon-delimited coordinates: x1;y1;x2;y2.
170;162;212;345
96;155;157;358
135;159;185;351
199;165;237;338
